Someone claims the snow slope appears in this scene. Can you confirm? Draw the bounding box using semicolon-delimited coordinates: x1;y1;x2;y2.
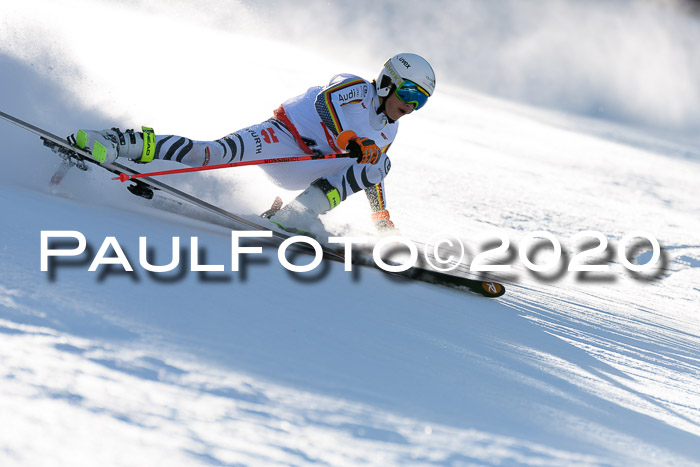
1;1;700;465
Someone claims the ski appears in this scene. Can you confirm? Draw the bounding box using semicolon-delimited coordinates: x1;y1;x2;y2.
259;196;506;298
1;110;505;298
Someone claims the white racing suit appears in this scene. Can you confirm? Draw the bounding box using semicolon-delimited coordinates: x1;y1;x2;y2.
152;74;397;217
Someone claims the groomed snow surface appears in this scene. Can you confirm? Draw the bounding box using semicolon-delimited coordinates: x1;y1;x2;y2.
1;1;700;465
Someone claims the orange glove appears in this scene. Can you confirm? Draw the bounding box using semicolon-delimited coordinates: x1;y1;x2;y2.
337;130;381;164
372;210;399;233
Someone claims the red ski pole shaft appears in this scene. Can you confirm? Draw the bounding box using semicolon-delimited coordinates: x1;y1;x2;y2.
114;153;353;182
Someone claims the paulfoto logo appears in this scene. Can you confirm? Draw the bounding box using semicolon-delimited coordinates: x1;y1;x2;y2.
40;230;424;275
39;229;664;282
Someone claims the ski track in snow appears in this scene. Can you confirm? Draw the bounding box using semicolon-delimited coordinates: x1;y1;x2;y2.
2;1;700;465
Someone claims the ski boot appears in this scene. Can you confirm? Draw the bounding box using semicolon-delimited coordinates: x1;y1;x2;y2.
267;179;341;236
73;126;155;164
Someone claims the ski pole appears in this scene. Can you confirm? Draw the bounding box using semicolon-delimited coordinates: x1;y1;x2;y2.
113;152;355;182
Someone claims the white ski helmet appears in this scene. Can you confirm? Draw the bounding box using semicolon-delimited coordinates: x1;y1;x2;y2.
376;53;436;108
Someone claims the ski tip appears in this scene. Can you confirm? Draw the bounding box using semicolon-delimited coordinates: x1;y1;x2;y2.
479;281;505;298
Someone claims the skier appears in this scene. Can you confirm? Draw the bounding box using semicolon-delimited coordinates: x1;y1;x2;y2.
74;53;436;234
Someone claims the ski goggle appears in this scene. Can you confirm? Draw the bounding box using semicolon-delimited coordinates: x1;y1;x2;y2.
394;80;430;110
